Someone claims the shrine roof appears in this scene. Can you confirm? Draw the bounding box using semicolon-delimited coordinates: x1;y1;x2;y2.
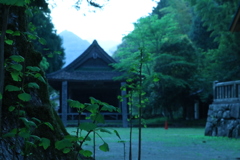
47;40;123;82
230;4;240;32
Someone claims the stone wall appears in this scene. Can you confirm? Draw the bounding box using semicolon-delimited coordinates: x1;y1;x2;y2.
205;102;240;138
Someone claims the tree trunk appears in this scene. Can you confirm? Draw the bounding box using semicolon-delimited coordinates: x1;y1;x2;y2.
0;4;9;137
0;5;77;160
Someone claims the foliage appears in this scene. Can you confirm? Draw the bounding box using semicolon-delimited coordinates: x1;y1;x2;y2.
55;97;121;159
114;0;240;120
26;1;65;73
185;0;240;100
0;0;118;159
113;1;199;119
3;54;53;159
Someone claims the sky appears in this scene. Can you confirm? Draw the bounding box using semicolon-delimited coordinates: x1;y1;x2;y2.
50;0;158;52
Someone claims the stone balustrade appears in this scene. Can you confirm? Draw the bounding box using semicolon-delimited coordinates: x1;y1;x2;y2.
205;80;240;138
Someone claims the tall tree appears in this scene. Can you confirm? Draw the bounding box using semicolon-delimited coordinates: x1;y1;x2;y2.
186;0;240;95
113;2;199;119
0;0;107;159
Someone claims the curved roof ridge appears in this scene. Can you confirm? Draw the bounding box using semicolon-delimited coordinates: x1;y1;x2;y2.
47;39;119;80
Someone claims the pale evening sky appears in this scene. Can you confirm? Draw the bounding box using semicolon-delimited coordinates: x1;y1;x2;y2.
49;0;158;51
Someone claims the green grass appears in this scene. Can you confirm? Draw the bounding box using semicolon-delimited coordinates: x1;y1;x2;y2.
67;127;240;149
66;127;240;160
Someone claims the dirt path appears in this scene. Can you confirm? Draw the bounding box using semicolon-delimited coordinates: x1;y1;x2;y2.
90;140;239;160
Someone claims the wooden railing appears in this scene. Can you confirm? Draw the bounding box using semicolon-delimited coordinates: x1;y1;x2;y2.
213;80;240;103
58;112;122;121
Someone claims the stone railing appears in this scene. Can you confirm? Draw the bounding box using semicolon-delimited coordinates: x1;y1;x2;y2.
213;80;240;103
205;80;240;138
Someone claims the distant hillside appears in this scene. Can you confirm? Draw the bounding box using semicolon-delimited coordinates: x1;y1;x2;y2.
59;30;90;66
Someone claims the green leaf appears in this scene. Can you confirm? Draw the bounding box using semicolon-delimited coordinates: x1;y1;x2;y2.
11;63;22;71
5;85;21;91
39;138;50;150
37;76;46;84
68;99;84;109
10;71;22;81
10;55;24;62
99;142;109;152
89;97;100;104
18;93;31;101
26;141;36;148
114;130;121;139
79;150;92;157
0;0;26;6
2;129;17;138
19;110;26;116
27;66;40;72
8;106;15;112
5;39;13;45
25;0;31;5
79;123;97;132
39;38;46;45
19;129;30;139
64;135;78;142
99;128;112;134
33;73;46;83
44;122;54;131
31;135;41;141
101;104;116;112
20;117;37;128
25;32;37;40
31;117;41;124
153;77;160;82
13;31;21;36
0;93;2;99
6;29;14;34
86;104;99;113
54;51;62;54
27;82;40;89
63;148;71;154
47;53;54;58
25;8;33;17
91;113;105;123
55;139;72;150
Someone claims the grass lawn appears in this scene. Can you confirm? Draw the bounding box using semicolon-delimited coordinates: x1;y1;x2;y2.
66;127;240;160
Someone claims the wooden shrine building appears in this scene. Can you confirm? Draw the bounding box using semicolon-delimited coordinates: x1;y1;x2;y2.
47;40;128;127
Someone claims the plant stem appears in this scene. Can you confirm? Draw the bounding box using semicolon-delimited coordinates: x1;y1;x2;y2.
138;48;143;160
129;91;133;160
93;131;96;159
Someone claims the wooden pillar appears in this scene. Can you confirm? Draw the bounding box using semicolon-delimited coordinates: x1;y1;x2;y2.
61;81;68;127
121;82;128;128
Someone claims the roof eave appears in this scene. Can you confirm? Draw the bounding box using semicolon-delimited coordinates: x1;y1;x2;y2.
230;4;240;32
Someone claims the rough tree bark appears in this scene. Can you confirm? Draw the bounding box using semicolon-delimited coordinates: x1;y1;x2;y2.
0;4;78;160
0;4;10;137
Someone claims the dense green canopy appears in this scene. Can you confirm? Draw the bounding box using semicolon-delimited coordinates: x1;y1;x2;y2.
113;0;240;119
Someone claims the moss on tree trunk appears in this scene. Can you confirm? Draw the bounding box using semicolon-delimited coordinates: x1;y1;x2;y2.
0;4;79;160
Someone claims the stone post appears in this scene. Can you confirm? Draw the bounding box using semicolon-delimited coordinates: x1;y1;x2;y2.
233;82;236;98
213;81;218;101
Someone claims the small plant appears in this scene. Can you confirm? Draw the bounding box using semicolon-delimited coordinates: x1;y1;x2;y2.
55;97;121;159
3;117;53;158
